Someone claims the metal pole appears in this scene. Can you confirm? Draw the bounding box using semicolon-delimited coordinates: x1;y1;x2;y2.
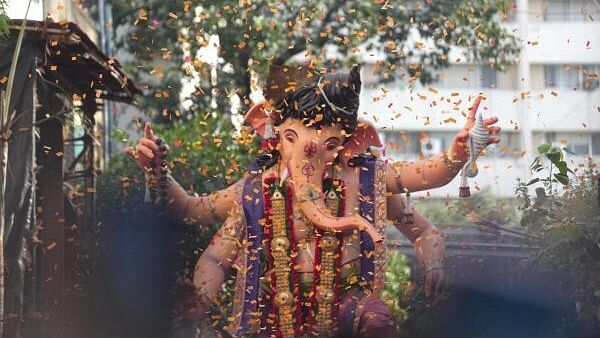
105;3;114;167
98;0;110;169
516;0;533;165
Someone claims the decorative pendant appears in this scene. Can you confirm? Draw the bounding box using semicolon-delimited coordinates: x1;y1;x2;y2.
403;192;414;224
311;179;344;336
459;168;471;198
266;181;297;338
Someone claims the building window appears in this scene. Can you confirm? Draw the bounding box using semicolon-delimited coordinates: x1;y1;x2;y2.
544;132;593;156
383;131;463;159
479;66;498;88
544;65;600;90
361;63;409;89
486;132;521;158
543;0;592;22
592;133;600;155
436;65;497;89
383;131;421;159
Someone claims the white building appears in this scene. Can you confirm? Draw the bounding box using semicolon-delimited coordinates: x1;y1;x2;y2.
7;0;97;41
359;0;600;197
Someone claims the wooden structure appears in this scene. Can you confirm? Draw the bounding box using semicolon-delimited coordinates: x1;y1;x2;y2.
0;20;140;338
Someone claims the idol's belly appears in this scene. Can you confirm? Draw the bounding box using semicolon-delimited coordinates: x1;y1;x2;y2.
262;243;361;289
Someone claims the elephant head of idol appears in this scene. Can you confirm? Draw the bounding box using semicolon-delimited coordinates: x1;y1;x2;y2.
245;65;384;243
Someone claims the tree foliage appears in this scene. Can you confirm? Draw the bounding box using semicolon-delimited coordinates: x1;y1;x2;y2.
517;154;600;329
98;112;257;281
108;0;519;119
0;0;9;44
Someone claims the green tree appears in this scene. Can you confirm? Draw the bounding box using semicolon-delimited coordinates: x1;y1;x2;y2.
108;0;519;119
0;0;9;43
98;112;257;281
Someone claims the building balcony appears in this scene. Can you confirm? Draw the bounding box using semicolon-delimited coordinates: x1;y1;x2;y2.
360;87;600;132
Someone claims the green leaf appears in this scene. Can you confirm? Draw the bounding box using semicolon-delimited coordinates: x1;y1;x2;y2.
526;178;540;186
554;173;569;185
537;143;551;154
529;157;542;171
555;161;568;175
545;150;562;164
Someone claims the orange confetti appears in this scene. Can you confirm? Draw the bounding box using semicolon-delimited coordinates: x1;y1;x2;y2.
443;117;457;124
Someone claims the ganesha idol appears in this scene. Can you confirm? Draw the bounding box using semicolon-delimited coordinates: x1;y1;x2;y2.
125;65;501;337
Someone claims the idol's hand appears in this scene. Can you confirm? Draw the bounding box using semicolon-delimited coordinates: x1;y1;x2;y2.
452;96;501;159
418;231;446;303
124;122;165;170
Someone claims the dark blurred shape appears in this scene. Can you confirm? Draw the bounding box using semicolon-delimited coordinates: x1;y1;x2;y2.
391;223;597;338
91;204;180;338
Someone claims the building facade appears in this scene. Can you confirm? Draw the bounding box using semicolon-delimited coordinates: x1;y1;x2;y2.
360;0;600;197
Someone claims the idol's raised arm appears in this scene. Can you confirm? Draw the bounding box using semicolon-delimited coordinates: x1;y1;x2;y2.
125;122;245;227
386;96;500;194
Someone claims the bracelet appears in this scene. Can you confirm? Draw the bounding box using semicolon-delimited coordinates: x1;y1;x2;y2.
441;149;462;176
391;161;406;192
145;138;170;208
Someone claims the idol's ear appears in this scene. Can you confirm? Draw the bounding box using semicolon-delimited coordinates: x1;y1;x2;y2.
341;120;383;160
244;101;271;138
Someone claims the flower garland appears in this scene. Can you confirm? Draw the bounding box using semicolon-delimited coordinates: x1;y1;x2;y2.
263;176;299;337
309;178;345;336
263;176;345;337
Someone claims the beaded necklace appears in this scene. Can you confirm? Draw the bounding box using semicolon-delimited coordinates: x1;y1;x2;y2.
262;173;345;337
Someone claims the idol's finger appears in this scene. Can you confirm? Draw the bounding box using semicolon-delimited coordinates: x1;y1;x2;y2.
483;116;498;126
141;138;160;153
487;126;501;135
488;137;500;144
467;96;482;120
136;145;154;159
124;146;135;157
144;122;153;138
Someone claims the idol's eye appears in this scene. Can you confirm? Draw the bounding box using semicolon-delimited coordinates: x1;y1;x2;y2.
326;141;341;151
283;130;298;144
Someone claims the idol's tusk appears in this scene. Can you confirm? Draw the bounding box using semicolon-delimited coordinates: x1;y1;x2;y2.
279;165;289;187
